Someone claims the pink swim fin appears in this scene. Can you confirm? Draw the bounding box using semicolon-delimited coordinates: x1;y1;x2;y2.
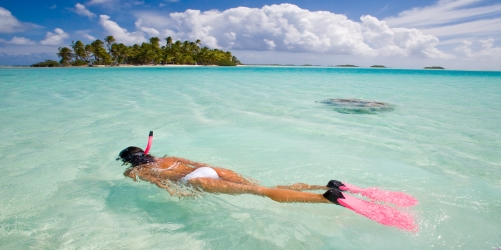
327;180;418;207
323;189;418;232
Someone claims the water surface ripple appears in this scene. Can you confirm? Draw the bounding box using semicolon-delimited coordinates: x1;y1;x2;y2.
1;67;500;249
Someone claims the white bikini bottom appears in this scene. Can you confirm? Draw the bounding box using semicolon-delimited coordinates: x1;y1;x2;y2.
181;167;220;182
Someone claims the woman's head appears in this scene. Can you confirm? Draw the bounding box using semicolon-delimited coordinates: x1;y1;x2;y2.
117;146;155;167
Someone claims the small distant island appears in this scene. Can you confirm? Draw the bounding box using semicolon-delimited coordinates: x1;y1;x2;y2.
31;60;61;67
335;64;358;67
424;66;445;69
370;65;387;68
31;35;242;67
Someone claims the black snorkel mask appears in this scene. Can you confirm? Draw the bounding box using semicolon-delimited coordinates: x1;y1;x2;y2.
117;131;155;166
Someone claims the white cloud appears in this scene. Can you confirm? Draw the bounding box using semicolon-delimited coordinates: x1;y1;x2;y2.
99;15;147;44
40;28;69;45
88;0;114;5
83;34;96;40
419;18;501;38
76;30;97;41
0;6;39;33
135;19;160;37
135;4;449;58
5;36;36;45
385;0;501;27
360;15;453;58
454;38;501;59
133;12;171;29
74;3;96;18
131;1;145;5
264;39;276;50
385;0;501;39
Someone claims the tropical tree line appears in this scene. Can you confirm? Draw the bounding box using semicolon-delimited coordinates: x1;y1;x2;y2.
32;35;242;67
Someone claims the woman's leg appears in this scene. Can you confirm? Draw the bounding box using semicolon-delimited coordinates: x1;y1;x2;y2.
211;167;257;185
188;178;331;204
274;183;329;191
169;157;256;186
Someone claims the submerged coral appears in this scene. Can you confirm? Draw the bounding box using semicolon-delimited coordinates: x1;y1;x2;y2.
319;98;394;114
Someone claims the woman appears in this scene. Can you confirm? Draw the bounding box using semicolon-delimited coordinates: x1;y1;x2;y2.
117;146;345;204
116;132;418;231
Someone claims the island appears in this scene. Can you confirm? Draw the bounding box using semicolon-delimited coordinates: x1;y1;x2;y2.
370;65;387;68
31;60;61;67
336;64;358;67
424;66;445;69
31;35;242;67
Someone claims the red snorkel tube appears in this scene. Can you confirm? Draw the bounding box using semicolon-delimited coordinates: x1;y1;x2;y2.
144;131;153;155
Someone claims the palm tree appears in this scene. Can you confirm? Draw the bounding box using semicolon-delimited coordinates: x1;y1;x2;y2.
232;56;241;65
110;43;120;64
90;39;112;65
104;35;116;53
71;41;84;61
171;40;182;64
40;35;242;67
165;36;173;48
196;47;209;65
113;43;128;64
57;47;75;65
150;37;160;49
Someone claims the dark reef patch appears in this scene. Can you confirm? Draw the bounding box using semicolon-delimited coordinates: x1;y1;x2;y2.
319;98;394;114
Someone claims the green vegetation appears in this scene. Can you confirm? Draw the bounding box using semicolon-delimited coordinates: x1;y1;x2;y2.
336;64;358;67
31;60;61;67
32;35;242;67
424;66;444;69
245;64;281;66
370;65;386;68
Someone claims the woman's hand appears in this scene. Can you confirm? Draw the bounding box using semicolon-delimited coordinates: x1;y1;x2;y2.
123;168;138;181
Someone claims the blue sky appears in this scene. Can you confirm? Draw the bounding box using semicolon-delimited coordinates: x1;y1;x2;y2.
1;0;500;69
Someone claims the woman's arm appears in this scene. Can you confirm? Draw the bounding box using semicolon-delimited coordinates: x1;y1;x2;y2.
123;168;137;181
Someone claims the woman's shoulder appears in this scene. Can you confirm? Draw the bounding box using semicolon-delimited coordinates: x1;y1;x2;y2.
155;157;176;166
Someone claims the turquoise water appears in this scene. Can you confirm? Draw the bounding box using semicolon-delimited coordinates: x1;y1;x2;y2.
1;66;500;249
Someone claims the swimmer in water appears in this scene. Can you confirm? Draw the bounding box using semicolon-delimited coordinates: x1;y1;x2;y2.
116;132;418;231
117;145;343;204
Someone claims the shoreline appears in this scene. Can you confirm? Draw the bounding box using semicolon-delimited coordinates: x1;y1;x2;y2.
1;64;500;72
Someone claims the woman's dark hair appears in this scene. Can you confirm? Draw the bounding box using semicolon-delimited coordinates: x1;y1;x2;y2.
117;146;155;167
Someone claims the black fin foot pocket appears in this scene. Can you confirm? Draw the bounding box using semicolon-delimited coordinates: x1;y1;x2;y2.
323;188;345;206
326;180;345;190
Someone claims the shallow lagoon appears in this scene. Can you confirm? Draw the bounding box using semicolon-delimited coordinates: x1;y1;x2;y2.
1;66;500;249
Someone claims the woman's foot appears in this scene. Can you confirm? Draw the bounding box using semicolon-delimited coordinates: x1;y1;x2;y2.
323;188;345;205
326;180;345;190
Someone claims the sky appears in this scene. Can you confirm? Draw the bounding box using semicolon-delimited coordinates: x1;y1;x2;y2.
1;0;500;69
